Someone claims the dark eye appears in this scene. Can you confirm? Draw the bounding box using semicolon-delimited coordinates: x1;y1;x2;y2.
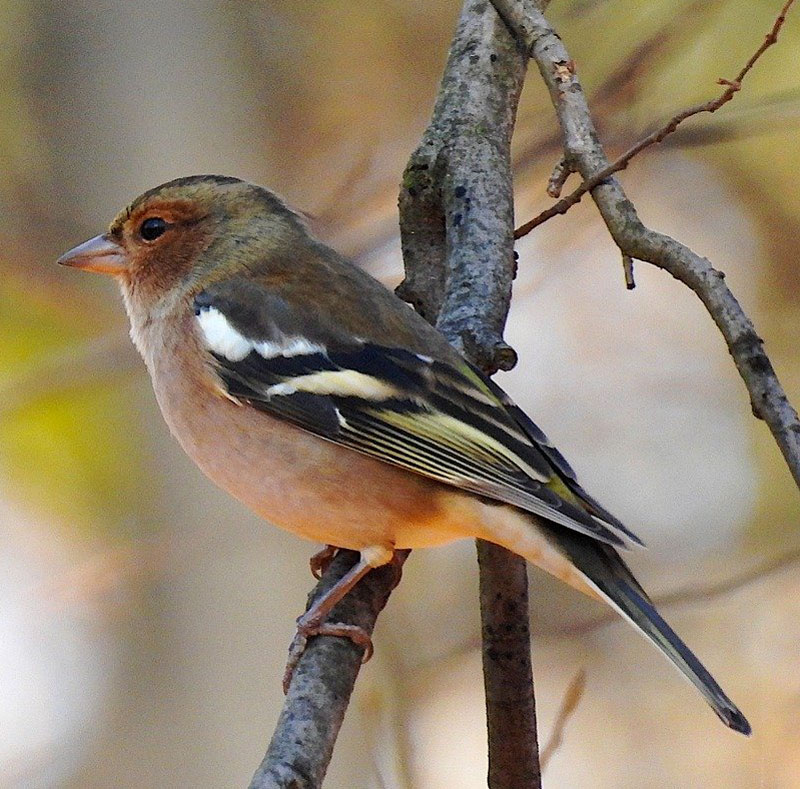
139;217;168;241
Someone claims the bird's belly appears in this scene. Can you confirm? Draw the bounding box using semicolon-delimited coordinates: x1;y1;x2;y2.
153;357;469;552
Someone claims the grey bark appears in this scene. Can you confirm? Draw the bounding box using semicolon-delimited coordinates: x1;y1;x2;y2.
397;2;542;787
249;550;407;789
256;1;800;786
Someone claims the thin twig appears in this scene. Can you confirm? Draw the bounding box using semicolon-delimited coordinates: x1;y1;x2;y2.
502;0;800;491
622;253;635;290
311;141;378;228
514;0;795;238
540;669;587;771
548;546;800;638
546;157;572;197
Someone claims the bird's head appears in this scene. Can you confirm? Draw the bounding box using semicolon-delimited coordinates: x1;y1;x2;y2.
58;175;306;308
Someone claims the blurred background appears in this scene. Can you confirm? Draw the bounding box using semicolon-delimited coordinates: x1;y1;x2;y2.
3;0;800;786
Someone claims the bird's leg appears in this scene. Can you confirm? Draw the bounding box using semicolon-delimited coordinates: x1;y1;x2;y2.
309;544;339;579
283;554;384;693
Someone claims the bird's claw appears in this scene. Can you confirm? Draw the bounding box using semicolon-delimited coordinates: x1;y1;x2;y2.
282;618;373;694
309;545;339;579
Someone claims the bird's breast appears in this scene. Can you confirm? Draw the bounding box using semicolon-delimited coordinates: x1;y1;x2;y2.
144;309;474;552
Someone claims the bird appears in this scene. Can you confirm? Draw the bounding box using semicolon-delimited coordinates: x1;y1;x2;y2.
58;174;750;734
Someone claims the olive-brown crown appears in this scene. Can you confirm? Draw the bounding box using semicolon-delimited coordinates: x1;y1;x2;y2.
107;174;306;300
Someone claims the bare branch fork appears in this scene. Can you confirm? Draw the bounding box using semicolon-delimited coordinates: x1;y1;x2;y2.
500;0;800;491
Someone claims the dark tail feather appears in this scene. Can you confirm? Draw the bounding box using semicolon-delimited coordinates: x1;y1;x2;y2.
549;528;751;735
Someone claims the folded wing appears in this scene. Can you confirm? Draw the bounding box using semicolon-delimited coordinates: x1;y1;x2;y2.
194;279;643;550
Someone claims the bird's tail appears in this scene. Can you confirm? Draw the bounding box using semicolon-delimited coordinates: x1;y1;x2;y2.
539;526;752;735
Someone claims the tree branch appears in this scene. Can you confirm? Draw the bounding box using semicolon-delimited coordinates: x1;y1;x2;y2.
514;0;795;237
539;669;586;771
503;0;800;492
250;549;408;789
397;2;528;373
397;1;541;786
476;541;541;786
254;2;800;785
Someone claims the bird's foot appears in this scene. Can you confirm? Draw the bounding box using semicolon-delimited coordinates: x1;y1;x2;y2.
282;616;373;693
309;545;339;579
282;555;378;693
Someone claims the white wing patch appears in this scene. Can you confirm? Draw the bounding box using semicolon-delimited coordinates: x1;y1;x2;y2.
196;306;252;361
196;305;326;361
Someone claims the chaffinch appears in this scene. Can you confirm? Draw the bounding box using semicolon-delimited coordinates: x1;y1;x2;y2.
58;174;749;734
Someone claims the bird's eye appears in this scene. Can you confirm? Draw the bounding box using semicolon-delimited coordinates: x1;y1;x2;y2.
139;217;168;241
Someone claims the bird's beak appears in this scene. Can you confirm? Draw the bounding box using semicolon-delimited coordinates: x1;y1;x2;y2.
57;234;128;276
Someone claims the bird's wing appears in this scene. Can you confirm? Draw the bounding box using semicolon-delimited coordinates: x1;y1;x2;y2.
193;280;642;549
